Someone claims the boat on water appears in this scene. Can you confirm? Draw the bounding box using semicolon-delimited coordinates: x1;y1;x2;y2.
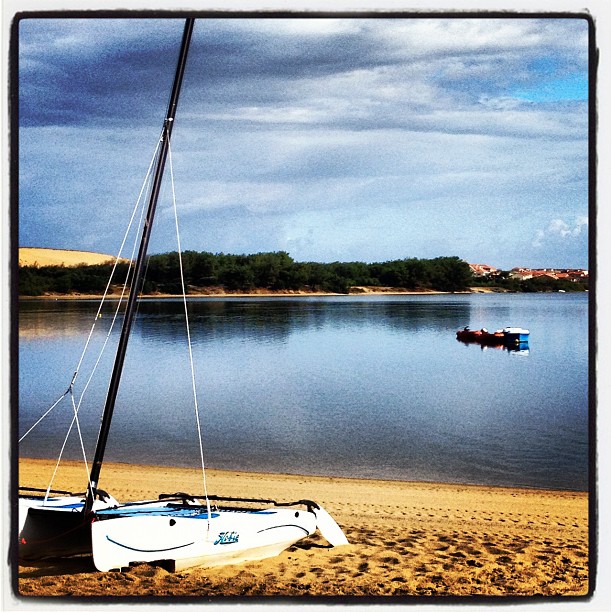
18;19;348;572
501;327;530;344
456;328;504;345
456;326;530;347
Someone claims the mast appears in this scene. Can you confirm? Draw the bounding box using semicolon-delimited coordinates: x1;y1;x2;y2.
85;18;195;513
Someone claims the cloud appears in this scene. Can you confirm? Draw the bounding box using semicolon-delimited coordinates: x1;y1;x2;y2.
550;217;589;238
19;19;185;127
18;16;590;269
533;217;588;248
20;17;589;130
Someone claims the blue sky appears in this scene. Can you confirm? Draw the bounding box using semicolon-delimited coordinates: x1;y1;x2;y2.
18;16;590;270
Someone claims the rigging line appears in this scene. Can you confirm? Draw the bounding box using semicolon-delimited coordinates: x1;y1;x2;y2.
135;140;167;320
39;277;132;501
22;140;161;509
69;136;164;390
66;145;155;493
44;390;94;505
37;153;152;499
76;266;134;411
168;139;212;525
75;152;152;413
18;392;69;443
39;174;147;468
64;135;178;502
136;164;163;319
19;138;164;444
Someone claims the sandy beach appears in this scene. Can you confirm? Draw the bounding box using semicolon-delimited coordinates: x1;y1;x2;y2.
15;458;589;599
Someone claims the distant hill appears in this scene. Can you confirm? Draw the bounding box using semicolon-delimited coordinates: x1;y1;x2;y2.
19;248;119;268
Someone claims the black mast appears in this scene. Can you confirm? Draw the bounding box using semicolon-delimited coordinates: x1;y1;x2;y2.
85;18;195;513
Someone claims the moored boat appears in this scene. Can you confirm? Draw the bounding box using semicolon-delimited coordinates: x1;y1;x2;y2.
456;326;529;347
456;327;484;342
456;327;504;345
502;327;530;344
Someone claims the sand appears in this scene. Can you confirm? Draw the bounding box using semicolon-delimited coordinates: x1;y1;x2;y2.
18;247;120;268
14;458;590;599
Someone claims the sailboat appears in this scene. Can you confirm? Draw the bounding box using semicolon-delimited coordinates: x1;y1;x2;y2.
18;18;348;572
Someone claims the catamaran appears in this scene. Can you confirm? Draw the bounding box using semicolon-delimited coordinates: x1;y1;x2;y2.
18;18;348;572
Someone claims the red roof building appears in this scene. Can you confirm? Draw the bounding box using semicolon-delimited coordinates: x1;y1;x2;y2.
469;263;498;277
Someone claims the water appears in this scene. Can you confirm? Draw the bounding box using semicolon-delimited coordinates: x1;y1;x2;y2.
18;293;590;491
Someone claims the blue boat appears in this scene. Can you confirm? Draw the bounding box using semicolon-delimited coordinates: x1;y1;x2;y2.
502;327;530;344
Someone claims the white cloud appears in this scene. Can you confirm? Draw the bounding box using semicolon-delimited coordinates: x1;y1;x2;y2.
549;216;588;238
242;18;362;36
19;17;589;269
533;216;588;247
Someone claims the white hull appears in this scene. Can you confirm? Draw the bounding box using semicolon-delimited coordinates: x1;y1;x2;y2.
92;504;319;572
19;493;348;568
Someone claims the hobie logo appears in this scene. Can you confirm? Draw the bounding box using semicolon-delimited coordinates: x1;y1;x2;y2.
214;531;239;545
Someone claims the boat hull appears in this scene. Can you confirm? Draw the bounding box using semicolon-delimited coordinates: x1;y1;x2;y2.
19;504;93;560
457;327;530;347
18;492;130;560
502;328;530;344
456;330;504;345
91;505;318;572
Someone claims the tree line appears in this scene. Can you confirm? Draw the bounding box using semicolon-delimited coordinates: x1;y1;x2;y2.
18;250;588;297
18;251;474;296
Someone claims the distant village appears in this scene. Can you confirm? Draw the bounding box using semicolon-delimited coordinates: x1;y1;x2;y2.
469;264;589;283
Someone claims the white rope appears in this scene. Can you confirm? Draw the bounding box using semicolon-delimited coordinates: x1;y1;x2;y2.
18;392;69;444
69;135;162;389
21;135;162;503
168;139;211;523
43;391;94;505
67;139;157;388
75;167;150;412
33;166;151;500
19;137;161;444
53;177;147;460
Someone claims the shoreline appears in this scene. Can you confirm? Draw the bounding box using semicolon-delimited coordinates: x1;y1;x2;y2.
18;287;499;300
18;456;585;495
17;457;589;597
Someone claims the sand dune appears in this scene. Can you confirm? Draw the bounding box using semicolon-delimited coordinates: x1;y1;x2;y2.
16;458;589;598
19;247;119;267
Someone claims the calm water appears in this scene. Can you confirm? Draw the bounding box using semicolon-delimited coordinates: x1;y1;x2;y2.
18;294;589;491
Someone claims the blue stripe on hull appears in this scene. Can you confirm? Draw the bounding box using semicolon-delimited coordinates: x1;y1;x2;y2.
97;507;219;519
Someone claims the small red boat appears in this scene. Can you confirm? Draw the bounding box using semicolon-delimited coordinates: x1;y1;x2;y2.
456;327;505;346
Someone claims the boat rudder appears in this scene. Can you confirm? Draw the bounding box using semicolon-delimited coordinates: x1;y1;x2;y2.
312;505;349;546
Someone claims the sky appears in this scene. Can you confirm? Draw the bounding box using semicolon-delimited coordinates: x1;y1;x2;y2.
17;15;591;270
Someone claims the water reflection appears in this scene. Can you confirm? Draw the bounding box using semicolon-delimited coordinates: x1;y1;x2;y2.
19;300;110;339
21;297;473;343
456;338;530;355
131;297;473;344
18;294;589;491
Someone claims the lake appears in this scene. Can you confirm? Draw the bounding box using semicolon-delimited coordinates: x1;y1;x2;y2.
18;293;590;491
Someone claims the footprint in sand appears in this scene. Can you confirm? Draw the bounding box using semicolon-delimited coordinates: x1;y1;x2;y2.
381;556;401;566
